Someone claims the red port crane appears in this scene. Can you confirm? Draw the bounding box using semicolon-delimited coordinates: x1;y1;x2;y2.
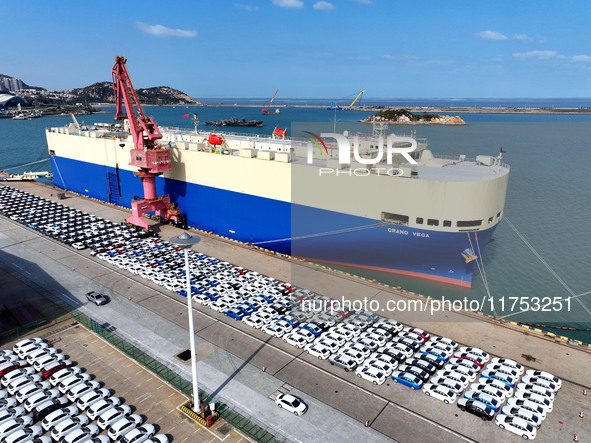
111;56;182;230
262;90;278;114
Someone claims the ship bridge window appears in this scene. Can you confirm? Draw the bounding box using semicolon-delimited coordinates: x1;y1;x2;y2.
443;220;451;227
381;212;409;225
488;217;493;223
427;219;439;226
416;217;423;224
457;220;482;228
497;211;502;218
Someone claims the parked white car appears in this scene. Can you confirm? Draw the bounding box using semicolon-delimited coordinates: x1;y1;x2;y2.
41;405;79;431
355;366;386;385
275;394;307;416
422;383;458;404
97;405;133;430
495;414;537;440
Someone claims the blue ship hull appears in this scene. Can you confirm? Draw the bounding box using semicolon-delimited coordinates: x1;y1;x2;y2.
51;155;496;287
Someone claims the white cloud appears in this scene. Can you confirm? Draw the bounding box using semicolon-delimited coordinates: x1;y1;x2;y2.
272;0;304;8
514;50;591;63
313;1;334;11
475;30;508;41
382;54;394;60
354;0;372;3
234;3;258;11
513;50;557;59
512;33;532;41
136;22;197;38
571;55;591;62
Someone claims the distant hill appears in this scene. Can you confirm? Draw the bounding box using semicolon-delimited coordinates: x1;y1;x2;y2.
70;82;198;105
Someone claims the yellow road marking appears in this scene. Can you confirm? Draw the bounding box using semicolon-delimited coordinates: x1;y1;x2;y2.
208;437;215;443
194;428;201;433
168;393;175;398
146;377;153;382
180;439;188;443
167;426;176;433
136;370;143;375
236;438;243;443
157;385;164;390
168;408;176;414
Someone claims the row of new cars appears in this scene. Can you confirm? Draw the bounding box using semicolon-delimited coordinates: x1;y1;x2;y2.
457;354;562;440
0;187;148;252
1;337;168;443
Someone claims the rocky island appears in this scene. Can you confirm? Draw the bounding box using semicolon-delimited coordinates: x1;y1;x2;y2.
361;108;465;125
70;82;198;106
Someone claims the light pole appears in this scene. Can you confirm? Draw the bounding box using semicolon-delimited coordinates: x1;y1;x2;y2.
170;232;201;410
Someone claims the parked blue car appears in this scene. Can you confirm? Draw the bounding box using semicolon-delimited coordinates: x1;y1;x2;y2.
224;308;246;320
236;303;256;315
203;291;221;301
464;391;501;412
255;293;276;303
391;371;423;390
279;315;300;327
419;349;449;362
299;323;323;337
481;370;517;388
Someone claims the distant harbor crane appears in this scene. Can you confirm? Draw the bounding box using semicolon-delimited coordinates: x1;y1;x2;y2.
349;90;365;108
262;90;280;114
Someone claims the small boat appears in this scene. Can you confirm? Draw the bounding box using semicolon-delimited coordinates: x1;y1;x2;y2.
12;112;42;120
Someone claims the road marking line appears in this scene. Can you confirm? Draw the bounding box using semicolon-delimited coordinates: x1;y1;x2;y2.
135;370;143;375
180;439;188;443
157;385;164;390
168;393;175;398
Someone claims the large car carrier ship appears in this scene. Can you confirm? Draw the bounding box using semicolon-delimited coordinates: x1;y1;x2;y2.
46;119;509;288
46;58;509;289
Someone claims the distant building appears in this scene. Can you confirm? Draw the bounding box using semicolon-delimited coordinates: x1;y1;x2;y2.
0;77;24;92
0;93;27;107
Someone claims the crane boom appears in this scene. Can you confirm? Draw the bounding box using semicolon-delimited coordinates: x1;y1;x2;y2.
112;56;162;150
262;90;278;114
349;90;365;108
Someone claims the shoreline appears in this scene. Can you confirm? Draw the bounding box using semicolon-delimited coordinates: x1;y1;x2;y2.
149;103;591;114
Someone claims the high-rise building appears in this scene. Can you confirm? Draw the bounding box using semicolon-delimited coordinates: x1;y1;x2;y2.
1;77;24;92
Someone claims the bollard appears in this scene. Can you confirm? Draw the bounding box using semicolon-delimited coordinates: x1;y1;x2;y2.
580;411;584;418
574;434;578;442
584;389;588;396
365;420;369;427
262;366;266;372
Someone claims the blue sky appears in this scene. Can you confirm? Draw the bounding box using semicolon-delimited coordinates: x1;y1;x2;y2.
2;0;590;98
